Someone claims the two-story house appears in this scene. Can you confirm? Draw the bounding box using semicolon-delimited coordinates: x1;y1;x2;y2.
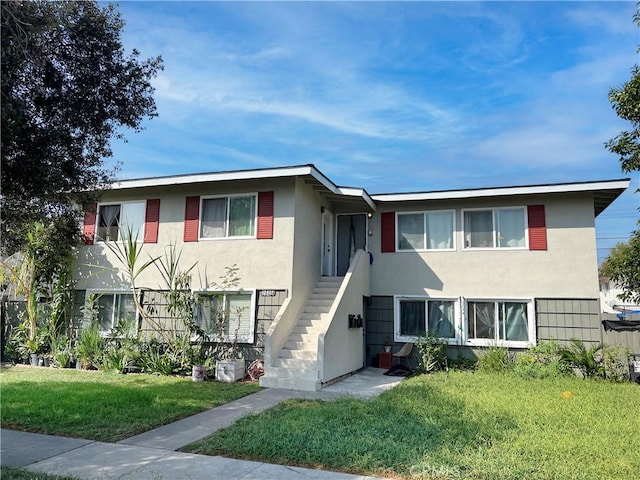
75;164;629;390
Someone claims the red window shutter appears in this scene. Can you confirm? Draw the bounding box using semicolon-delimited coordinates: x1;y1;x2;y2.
144;199;160;243
184;196;200;242
82;203;97;245
528;205;547;251
381;212;396;253
257;191;274;239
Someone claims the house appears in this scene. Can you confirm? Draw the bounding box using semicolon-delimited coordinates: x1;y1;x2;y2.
74;164;630;390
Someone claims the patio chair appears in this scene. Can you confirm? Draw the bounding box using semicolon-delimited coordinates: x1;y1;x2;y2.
392;342;413;367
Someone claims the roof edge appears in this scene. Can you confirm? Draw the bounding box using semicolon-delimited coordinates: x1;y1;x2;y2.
371;178;631;202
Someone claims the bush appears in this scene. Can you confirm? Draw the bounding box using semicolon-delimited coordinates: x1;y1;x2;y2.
514;340;570;379
477;346;513;373
413;331;447;374
560;339;603;378
601;344;631;382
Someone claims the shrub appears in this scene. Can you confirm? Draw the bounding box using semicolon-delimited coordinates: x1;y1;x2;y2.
413;331;447;374
560;339;603;378
601;344;631;382
75;322;104;369
477;346;513;373
514;340;570;379
449;354;477;371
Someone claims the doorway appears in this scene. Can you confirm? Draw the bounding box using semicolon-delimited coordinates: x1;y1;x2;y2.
336;214;368;276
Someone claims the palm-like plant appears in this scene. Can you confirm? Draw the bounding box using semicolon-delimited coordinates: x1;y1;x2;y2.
560;339;603;378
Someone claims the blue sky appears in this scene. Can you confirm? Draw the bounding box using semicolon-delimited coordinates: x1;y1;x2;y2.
110;1;639;263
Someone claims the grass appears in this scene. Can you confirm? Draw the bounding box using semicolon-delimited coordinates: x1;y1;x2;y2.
0;466;77;480
183;371;640;480
0;364;260;442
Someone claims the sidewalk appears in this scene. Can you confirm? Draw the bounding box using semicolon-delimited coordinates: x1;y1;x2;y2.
1;367;402;480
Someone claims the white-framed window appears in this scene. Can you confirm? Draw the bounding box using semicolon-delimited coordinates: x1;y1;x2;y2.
195;290;256;343
465;299;534;347
463;207;526;249
397;210;455;251
96;201;146;242
394;296;459;343
200;194;257;239
91;292;138;334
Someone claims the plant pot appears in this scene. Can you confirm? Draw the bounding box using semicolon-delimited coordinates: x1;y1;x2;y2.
384;346;392;353
29;353;39;367
215;359;245;383
192;365;206;382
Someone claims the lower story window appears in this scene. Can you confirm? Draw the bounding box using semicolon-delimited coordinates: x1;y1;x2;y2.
94;293;137;334
467;300;529;343
397;297;456;341
196;291;255;343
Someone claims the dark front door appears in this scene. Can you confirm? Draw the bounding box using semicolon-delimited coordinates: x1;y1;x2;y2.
336;214;367;276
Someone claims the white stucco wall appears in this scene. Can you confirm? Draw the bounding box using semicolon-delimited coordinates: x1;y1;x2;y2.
74;177;297;293
369;192;600;299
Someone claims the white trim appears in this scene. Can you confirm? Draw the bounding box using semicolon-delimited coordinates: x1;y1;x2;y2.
198;193;258;241
396;209;456;252
84;290;138;336
373;179;630;202
194;289;257;344
95;200;146;243
463;297;535;348
393;295;461;345
108;164;377;211
462;206;527;250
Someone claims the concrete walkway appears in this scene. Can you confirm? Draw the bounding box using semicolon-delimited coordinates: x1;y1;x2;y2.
1;367;403;479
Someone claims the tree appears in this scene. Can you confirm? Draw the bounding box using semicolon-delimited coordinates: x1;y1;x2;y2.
1;0;163;255
601;5;640;304
605;7;640;173
600;236;640;304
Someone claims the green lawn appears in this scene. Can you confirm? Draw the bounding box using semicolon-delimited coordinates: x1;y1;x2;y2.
0;365;260;442
183;371;640;480
0;466;77;480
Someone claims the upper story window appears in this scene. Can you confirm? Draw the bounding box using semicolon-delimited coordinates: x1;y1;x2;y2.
97;202;146;242
195;291;255;343
463;207;525;249
397;210;454;251
200;195;257;239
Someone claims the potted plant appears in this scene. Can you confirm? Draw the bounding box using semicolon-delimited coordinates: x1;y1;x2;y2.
215;334;245;383
384;336;393;353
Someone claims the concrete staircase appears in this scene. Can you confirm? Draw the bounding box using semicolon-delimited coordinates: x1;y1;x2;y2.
260;277;342;391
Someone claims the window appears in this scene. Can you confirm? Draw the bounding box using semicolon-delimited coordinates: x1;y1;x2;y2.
200;195;257;239
395;297;457;342
97;202;145;242
94;293;137;333
397;210;454;251
463;208;525;249
196;291;255;343
466;300;530;344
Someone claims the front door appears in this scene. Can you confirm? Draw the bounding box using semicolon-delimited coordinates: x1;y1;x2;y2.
336;214;368;276
321;209;334;276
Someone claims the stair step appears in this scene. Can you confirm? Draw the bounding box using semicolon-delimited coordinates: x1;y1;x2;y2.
292;325;321;335
274;358;317;369
279;348;316;360
260;375;321;391
308;293;336;301
284;339;317;350
288;332;317;343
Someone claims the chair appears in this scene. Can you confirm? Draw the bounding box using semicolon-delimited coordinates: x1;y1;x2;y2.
392;342;414;367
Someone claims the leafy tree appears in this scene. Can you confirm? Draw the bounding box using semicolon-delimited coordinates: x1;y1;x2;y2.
600;235;640;304
1;0;163;255
601;5;640;303
605;8;640;173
